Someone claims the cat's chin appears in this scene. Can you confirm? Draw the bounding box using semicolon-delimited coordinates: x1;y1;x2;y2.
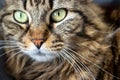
28;53;56;62
20;45;58;62
23;49;57;62
18;42;61;62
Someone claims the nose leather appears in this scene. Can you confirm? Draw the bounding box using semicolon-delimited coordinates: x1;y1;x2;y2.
31;39;44;49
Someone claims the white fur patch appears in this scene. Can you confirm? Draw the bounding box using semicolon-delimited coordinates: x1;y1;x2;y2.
20;43;57;62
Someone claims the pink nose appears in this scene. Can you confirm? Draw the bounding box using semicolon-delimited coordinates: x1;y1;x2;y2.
31;38;44;49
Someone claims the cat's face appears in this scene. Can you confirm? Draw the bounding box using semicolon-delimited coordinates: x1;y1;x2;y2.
0;0;105;62
1;0;105;61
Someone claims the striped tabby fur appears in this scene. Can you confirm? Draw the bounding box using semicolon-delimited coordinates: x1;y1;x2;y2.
0;0;120;80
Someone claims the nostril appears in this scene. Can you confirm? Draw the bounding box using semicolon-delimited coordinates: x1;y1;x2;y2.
31;38;44;49
36;42;43;49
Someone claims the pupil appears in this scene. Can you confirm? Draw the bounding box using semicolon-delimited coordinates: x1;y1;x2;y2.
58;12;60;16
20;13;22;18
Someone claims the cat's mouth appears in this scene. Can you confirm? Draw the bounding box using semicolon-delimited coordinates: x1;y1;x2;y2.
19;33;64;62
20;42;59;62
36;51;46;56
23;49;57;62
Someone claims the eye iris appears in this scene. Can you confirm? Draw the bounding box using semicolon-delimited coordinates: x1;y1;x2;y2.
52;9;67;22
14;11;28;23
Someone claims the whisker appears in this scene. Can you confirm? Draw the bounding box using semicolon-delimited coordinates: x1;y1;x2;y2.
62;49;83;72
0;48;20;58
0;40;17;42
60;50;85;80
59;51;78;72
0;40;22;45
7;50;23;61
56;52;63;64
63;49;95;80
0;43;17;46
66;47;120;79
0;46;18;50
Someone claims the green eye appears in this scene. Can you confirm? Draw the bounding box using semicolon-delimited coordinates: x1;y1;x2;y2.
51;8;67;22
14;10;28;23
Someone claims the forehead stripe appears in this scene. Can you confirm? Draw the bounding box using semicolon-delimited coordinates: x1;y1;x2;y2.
22;0;27;10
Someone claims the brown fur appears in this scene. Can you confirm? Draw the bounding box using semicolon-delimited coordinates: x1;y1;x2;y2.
0;0;120;80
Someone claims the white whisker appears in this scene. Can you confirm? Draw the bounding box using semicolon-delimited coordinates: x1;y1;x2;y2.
66;47;120;79
59;50;78;72
56;52;63;63
63;48;95;80
0;40;17;42
0;43;16;45
0;46;18;50
0;40;22;45
61;50;85;80
7;50;22;61
0;48;20;58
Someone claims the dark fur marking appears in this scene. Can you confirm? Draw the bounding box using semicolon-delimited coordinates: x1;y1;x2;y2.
0;13;11;22
22;0;27;10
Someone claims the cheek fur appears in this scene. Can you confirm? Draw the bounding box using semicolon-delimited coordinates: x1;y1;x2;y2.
40;34;64;54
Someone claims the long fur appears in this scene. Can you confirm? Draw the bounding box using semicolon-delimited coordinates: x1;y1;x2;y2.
0;0;120;80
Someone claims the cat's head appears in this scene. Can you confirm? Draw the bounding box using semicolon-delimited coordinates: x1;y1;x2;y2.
0;0;107;62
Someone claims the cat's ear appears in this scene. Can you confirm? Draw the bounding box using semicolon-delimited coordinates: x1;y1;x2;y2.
5;0;14;5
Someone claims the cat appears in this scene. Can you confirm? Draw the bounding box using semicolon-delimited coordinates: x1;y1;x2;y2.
0;0;120;80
